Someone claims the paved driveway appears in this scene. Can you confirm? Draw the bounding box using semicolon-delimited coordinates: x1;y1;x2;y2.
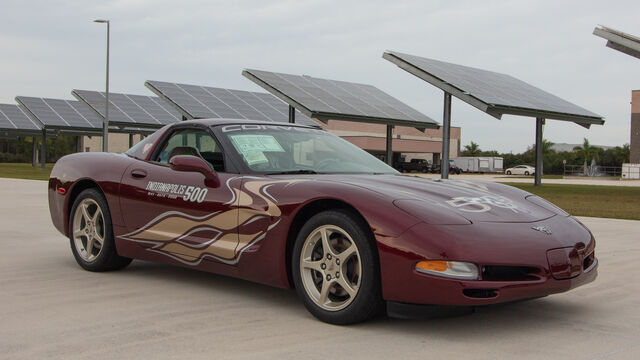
0;178;638;359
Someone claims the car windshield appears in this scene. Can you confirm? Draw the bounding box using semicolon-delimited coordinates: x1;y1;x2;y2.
215;124;399;175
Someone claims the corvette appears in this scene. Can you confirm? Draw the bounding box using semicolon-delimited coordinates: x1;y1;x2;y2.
48;118;597;324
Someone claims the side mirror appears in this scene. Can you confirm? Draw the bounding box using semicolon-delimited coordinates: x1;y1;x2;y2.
169;155;220;188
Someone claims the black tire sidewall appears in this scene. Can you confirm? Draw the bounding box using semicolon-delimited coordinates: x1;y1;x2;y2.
69;188;124;271
292;209;382;325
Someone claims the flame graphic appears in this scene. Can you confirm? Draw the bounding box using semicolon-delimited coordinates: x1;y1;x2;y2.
119;178;304;265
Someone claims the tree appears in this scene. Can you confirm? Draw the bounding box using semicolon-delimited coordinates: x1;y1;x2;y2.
573;138;599;164
461;141;482;156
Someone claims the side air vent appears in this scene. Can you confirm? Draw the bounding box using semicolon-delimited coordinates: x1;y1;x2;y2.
463;289;498;298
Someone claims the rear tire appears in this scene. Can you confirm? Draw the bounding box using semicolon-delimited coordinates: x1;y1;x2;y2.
524;171;530;176
69;188;132;272
292;210;383;324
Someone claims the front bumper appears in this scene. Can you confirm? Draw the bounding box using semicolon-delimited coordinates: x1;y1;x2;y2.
377;216;598;306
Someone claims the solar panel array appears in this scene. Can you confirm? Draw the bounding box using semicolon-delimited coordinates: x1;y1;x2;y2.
242;69;439;128
383;51;604;124
16;96;103;130
0;104;42;132
72;90;181;128
145;80;318;127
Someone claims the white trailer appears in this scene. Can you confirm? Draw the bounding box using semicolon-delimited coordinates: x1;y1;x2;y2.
453;157;479;172
453;157;503;173
621;163;640;180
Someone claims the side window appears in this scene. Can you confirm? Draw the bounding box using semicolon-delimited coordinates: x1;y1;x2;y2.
155;129;226;172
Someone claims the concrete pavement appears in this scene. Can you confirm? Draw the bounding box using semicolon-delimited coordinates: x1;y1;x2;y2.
0;177;638;359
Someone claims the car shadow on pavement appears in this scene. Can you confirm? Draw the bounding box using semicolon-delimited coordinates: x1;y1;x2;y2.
100;259;597;336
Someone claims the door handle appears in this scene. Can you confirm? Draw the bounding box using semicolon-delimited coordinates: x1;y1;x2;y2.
131;169;147;178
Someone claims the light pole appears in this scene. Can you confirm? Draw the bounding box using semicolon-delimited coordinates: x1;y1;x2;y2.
94;19;110;152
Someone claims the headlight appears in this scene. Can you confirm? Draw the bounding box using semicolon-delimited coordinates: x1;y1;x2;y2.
416;260;479;280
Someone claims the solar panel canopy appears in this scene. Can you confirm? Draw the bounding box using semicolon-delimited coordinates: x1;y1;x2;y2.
383;51;604;127
145;80;322;127
0;104;42;134
242;69;439;129
72;90;181;128
16;96;104;130
593;25;640;60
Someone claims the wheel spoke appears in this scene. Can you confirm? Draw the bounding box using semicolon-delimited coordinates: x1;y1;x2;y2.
337;276;357;298
317;279;332;305
92;208;102;223
320;228;335;257
301;258;323;272
85;237;94;257
93;230;104;246
81;203;91;223
73;227;86;238
337;243;357;263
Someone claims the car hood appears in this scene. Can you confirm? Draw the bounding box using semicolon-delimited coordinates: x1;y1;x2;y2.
330;174;557;223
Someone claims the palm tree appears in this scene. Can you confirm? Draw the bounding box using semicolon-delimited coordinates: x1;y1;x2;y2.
573;138;599;163
462;141;482;156
542;139;555;155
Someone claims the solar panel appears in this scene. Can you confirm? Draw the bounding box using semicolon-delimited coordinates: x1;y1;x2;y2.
72;90;181;128
145;80;319;127
16;96;101;130
242;69;439;129
383;51;604;125
0;104;42;132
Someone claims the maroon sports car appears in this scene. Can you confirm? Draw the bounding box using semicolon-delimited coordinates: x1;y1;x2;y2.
48;119;597;324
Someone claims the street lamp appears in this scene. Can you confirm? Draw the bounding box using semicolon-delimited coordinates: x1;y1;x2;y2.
94;19;110;152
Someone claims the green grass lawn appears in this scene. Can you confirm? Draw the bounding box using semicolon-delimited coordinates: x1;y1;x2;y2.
0;163;53;181
506;183;640;220
497;174;564;179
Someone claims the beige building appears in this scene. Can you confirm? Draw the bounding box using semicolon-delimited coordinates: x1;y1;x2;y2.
322;120;460;165
82;133;144;153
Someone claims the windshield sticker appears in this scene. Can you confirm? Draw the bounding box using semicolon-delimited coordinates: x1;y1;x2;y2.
446;196;519;213
243;151;269;165
230;134;284;153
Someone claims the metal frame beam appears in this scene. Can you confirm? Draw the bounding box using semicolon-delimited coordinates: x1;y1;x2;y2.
40;129;46;169
441;93;452;179
534;118;545;186
32;136;37;167
386;125;393;166
288;105;296;124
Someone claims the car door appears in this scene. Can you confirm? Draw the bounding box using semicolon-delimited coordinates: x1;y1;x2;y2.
514;166;524;175
119;126;244;265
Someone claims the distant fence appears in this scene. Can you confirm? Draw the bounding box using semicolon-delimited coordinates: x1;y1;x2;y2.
563;164;621;177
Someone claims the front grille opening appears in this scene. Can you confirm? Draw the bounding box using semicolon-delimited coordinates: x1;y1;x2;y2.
463;289;498;298
481;266;540;281
583;252;595;270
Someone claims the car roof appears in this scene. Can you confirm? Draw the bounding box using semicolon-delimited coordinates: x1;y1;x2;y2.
175;118;319;129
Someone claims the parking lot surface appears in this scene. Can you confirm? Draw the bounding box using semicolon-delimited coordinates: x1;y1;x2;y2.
1;177;639;360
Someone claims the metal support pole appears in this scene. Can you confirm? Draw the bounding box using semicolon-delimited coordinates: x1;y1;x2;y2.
40;129;46;170
441;92;452;179
129;134;134;148
534;117;545;186
32;136;37;167
288;105;296;124
386;124;394;166
76;136;82;152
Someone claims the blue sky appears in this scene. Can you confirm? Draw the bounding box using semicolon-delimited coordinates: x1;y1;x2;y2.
1;0;638;152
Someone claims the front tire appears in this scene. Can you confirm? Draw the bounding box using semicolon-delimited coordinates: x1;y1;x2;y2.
292;210;383;324
69;188;132;272
506;170;512;175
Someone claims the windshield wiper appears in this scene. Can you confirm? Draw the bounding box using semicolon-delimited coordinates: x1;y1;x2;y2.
267;169;319;175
